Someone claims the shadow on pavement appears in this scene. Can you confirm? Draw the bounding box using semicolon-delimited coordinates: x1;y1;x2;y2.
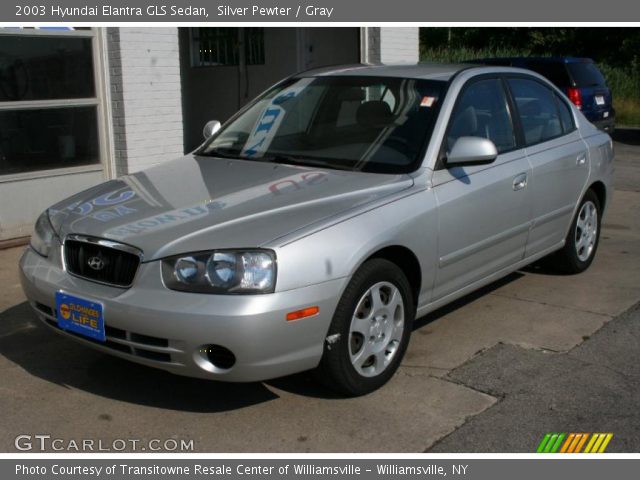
0;303;279;412
612;127;640;146
413;272;524;331
1;270;529;405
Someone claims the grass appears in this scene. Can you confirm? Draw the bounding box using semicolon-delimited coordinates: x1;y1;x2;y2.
613;98;640;126
420;47;640;126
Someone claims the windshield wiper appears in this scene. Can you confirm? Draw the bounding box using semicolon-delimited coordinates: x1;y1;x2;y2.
259;154;352;171
201;150;353;171
199;148;245;160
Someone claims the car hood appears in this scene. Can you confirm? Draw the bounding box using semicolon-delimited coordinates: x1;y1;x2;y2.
49;155;413;260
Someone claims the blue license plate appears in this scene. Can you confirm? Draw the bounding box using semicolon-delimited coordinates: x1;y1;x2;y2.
55;292;105;342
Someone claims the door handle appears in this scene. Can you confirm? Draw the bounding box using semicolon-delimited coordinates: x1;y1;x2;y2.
577;153;587;166
512;173;528;191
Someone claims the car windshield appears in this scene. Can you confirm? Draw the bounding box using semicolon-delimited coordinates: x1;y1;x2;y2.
199;76;446;173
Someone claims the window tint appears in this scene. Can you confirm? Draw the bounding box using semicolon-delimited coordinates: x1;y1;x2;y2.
0;106;99;176
335;84;397;127
0;36;94;101
525;61;571;87
0;32;102;177
554;93;576;134
203;76;445;173
508;78;564;145
447;79;516;154
567;62;606;88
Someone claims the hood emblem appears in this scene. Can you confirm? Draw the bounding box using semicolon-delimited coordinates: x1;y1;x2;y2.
87;256;106;271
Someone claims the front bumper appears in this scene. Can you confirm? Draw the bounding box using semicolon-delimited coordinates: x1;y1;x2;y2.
19;246;344;382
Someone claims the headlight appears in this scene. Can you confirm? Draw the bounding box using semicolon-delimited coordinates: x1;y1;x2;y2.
30;211;56;257
162;250;276;294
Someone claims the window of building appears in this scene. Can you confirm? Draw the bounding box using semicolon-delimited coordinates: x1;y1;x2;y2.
0;29;104;178
190;28;265;67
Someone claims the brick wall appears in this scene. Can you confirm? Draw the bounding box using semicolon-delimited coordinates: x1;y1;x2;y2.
380;27;419;64
363;27;420;64
106;27;184;176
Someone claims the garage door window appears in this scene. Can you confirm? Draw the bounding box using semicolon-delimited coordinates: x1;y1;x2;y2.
0;30;103;178
190;28;265;67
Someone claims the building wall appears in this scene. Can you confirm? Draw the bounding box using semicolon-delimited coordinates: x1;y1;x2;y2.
107;28;184;175
364;27;420;64
380;27;420;63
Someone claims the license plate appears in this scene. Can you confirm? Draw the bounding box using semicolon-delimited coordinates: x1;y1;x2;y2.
603;111;610;118
56;292;105;342
595;95;605;106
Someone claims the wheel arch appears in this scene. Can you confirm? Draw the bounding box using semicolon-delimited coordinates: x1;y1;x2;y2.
588;180;607;212
362;245;422;309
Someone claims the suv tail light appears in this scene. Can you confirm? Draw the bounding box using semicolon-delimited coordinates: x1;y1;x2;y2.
567;88;582;110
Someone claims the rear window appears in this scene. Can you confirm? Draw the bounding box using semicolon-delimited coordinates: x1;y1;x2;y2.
525;61;571;87
567;62;607;87
554;93;576;134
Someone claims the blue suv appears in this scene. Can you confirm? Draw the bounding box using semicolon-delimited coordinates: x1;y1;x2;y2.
471;57;615;132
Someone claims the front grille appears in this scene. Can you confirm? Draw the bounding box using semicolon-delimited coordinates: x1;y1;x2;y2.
65;238;140;287
41;311;173;364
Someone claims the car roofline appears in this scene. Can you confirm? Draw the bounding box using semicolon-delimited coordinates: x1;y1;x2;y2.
292;62;485;81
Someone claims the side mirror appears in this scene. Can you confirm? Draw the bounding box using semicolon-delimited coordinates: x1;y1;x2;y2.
446;136;498;166
203;120;222;139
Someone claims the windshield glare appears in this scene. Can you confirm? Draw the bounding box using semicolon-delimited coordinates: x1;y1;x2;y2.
200;76;446;173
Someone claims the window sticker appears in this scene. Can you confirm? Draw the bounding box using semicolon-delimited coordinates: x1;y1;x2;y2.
420;96;436;107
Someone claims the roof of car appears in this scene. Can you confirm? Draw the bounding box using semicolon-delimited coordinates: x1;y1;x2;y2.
297;63;480;81
472;57;595;64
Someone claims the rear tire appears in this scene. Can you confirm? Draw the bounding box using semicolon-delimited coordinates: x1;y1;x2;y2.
548;189;601;274
316;259;414;396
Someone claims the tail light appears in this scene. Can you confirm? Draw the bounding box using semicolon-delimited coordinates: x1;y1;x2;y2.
567;88;582;110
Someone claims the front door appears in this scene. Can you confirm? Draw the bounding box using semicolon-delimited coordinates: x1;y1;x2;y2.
431;77;532;301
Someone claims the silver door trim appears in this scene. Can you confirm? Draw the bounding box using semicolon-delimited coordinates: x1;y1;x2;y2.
439;221;531;268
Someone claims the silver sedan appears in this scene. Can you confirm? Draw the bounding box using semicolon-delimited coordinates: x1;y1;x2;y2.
19;64;614;396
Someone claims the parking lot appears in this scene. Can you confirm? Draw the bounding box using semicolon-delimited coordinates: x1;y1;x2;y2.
0;129;638;453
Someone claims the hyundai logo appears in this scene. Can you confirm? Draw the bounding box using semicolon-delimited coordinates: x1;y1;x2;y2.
87;256;105;271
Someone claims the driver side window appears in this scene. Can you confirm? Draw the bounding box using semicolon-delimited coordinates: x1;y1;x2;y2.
447;78;516;154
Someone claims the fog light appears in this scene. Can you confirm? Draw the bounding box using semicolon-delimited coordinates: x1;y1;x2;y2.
201;344;236;370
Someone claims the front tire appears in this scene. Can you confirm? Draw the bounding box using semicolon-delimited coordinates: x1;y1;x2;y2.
550;189;601;274
316;259;414;396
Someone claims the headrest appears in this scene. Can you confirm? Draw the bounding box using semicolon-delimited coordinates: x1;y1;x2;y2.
356;101;393;129
519;99;541;116
450;105;478;138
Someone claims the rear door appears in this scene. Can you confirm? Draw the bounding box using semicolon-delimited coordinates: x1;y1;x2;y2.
431;76;532;300
506;76;590;257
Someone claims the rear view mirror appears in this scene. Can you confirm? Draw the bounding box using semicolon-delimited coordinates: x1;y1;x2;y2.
447;136;498;166
203;120;222;139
